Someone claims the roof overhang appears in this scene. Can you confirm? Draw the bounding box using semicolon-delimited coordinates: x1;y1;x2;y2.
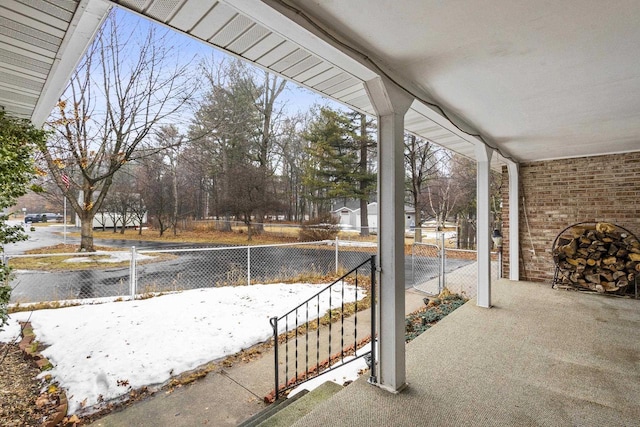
0;0;110;127
3;0;639;167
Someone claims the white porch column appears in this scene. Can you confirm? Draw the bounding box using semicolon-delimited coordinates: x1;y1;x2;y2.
476;144;493;308
507;161;520;280
364;77;413;393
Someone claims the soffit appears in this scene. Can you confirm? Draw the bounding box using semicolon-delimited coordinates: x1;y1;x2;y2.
0;0;109;126
110;0;495;165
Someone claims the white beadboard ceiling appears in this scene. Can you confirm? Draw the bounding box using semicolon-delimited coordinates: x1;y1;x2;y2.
3;0;640;166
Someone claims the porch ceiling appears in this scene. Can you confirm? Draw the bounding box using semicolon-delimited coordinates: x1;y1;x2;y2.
278;0;640;163
2;0;639;164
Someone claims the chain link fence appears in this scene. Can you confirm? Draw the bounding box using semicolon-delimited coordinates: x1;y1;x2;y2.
6;235;499;304
411;234;500;298
5;240;374;304
412;243;442;295
5;250;133;303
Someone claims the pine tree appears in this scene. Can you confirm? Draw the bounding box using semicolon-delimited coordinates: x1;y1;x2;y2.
302;108;375;232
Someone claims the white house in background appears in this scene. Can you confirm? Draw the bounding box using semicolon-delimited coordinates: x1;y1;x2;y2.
333;206;357;229
332;203;377;231
334;203;415;231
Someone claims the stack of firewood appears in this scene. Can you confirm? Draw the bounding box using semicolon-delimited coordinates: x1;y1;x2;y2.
553;222;640;294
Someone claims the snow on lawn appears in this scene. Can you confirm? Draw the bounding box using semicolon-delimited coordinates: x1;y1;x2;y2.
288;343;372;398
0;282;362;414
63;252;155;263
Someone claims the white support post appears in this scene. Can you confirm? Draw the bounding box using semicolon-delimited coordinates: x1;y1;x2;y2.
364;76;413;394
476;144;493;308
507;161;520;281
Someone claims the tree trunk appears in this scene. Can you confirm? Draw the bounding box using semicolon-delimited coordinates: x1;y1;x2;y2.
360;198;369;237
246;218;252;241
414;209;422;243
172;163;179;236
359;113;370;237
80;215;95;252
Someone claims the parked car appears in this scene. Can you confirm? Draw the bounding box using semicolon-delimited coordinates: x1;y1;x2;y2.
24;213;63;223
24;214;43;223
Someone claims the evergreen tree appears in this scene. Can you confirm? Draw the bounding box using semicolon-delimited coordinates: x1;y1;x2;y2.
303;108;375;231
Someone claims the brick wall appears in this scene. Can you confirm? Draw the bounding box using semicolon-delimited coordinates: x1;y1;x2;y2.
501;151;640;283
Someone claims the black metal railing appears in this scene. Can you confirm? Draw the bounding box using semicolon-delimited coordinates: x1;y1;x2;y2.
270;255;376;400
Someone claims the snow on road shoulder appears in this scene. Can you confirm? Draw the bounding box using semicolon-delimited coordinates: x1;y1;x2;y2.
2;282;363;415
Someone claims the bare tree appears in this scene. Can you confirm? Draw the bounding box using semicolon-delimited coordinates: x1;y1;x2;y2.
138;152;172;236
404;134;440;242
189;58;261;231
273;115;308;221
156;125;183;236
252;71;287;230
39;11;194;251
427;173;460;231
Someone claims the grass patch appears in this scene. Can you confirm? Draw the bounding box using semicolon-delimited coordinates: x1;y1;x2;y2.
83;228;299;246
23;243;116;254
8;244;176;271
9;300;82;314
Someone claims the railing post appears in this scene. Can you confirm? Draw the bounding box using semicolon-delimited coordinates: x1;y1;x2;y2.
247;247;251;286
335;237;339;274
440;234;446;293
368;255;377;385
270;316;279;400
130;246;137;298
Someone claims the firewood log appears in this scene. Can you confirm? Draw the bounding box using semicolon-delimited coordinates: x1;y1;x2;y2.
554;222;640;294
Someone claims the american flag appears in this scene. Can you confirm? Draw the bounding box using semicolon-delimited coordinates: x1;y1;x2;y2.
61;173;70;189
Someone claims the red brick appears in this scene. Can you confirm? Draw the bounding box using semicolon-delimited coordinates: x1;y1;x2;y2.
501;151;640;283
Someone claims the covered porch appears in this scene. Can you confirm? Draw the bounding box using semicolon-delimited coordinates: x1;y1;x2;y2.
291;279;640;426
2;1;640;419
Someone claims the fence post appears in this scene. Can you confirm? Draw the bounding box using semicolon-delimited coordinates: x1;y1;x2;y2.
247;247;251;286
130;246;137;298
440;234;446;293
335;236;339;274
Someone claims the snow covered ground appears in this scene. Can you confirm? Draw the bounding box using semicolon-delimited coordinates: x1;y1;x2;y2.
62;251;155;263
0;282;362;414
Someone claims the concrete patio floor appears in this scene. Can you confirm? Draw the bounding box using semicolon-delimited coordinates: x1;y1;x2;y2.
291;279;640;427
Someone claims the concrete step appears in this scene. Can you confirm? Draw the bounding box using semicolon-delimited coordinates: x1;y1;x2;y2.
237;389;309;427
254;381;343;427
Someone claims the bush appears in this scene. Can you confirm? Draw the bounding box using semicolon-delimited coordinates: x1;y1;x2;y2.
0;112;44;330
0;265;10;329
298;214;340;241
